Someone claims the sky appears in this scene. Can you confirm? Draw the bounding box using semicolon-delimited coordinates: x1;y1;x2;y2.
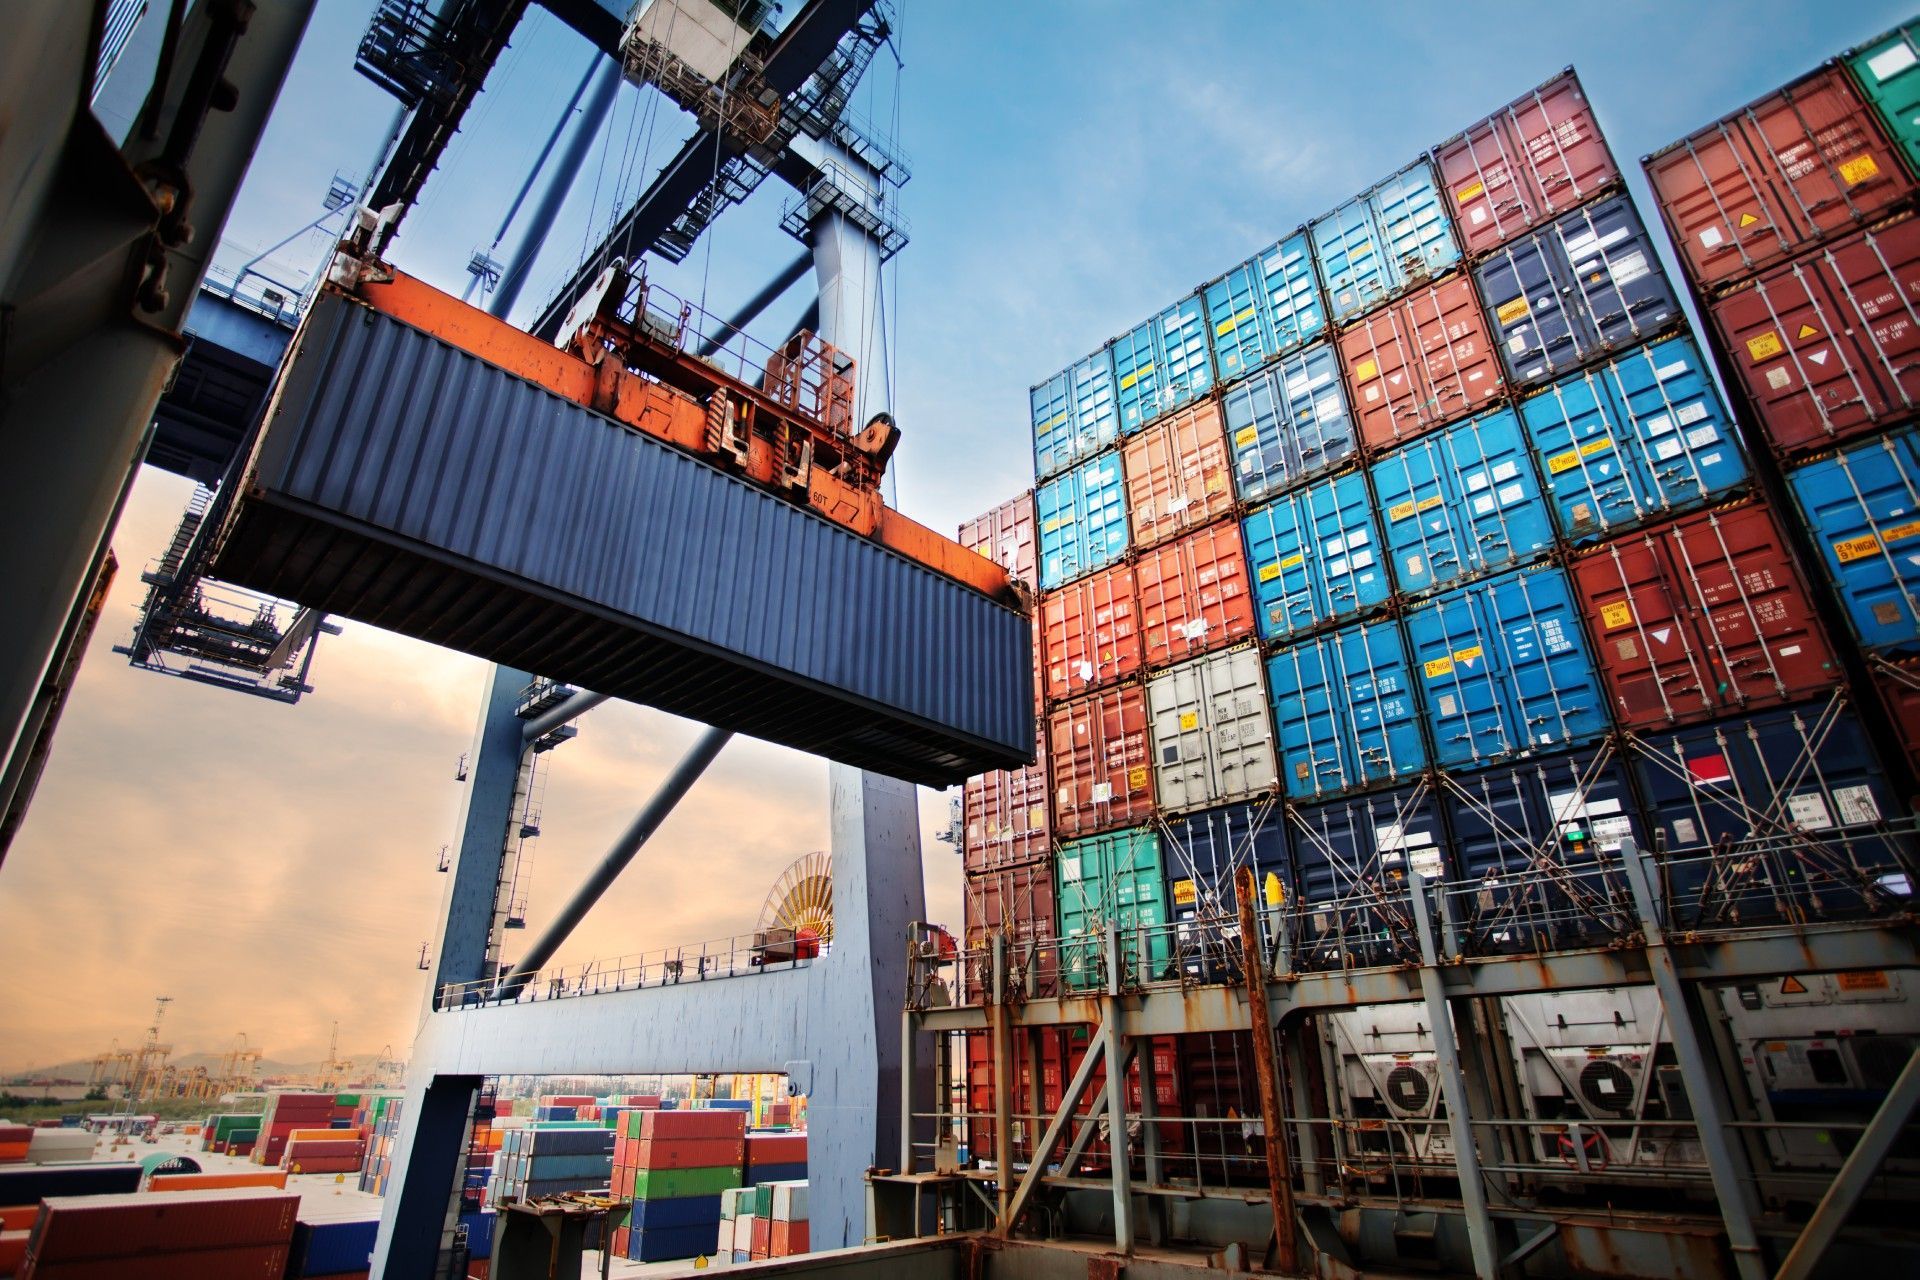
0;0;1907;1072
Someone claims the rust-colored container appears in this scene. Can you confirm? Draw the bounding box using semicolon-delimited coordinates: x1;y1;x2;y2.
1869;655;1920;779
1048;684;1154;836
750;1216;770;1259
1135;522;1256;668
961;724;1051;873
963;861;1057;952
1338;273;1503;452
958;491;1038;590
1121;400;1235;550
770;1220;809;1256
1040;561;1142;702
1435;69;1619;257
1708;216;1920;457
1646;65;1915;293
964;1030;1066;1162
1569;500;1839;729
23;1189;297;1271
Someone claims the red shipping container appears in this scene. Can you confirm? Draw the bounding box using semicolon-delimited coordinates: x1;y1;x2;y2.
636;1110;746;1141
750;1217;771;1259
611;1226;630;1258
962;723;1050;873
1040;561;1141;702
24;1190;298;1262
1869;656;1920;779
1135;522;1255;667
1646;66;1915;292
1059;1032;1187;1161
1708;217;1920;456
962;862;1057;955
1121;400;1235;549
958;492;1038;589
1436;69;1620;257
626;1136;745;1170
21;1243;291;1279
743;1134;808;1166
1048;685;1153;836
1570;500;1838;729
964;1029;1066;1163
284;1140;365;1160
1338;273;1503;451
0;1230;25;1275
770;1219;810;1256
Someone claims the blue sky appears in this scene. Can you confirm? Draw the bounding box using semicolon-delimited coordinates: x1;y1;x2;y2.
3;1;1905;1070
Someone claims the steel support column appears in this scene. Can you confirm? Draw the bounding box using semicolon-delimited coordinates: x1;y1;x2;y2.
1619;839;1770;1280
1103;924;1135;1253
377;1074;483;1280
1775;1046;1920;1280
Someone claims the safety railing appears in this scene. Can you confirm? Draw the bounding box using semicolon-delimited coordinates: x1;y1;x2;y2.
437;931;821;1009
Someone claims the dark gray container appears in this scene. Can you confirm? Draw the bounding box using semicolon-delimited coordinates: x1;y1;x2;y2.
212;291;1033;785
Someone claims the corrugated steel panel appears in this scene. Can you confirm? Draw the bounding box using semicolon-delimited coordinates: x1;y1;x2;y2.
1040;561;1141;702
1145;647;1278;814
1135;522;1256;667
1645;65;1916;292
1122;400;1235;549
1847;23;1920;177
1868;654;1920;777
1049;684;1154;836
1223;342;1357;504
1311;159;1461;323
1162;801;1288;983
1434;69;1620;257
1476;194;1681;389
962;862;1057;955
1286;784;1445;968
1569;499;1839;728
1267;617;1426;800
1242;470;1392;642
1057;827;1169;989
1788;428;1920;654
213;293;1029;787
1403;563;1611;769
958;491;1038;590
1111;294;1215;433
1520;335;1748;545
964;1030;1064;1162
1032;349;1120;479
1203;231;1327;380
1373;159;1465;290
1371;406;1555;596
1707;216;1920;458
1339;272;1504;450
27;1189;299;1260
1037;449;1129;590
1625;704;1915;925
962;724;1050;873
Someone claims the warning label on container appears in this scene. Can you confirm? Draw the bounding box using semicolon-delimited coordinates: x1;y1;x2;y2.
1388;500;1417;522
1838;153;1881;186
1739;212;1761;228
1091;783;1112;803
1838;969;1891;991
1455;180;1486;205
1834;534;1881;563
1173;879;1196;906
1235;425;1259;447
1601;600;1635;629
1280;553;1305;570
1797;323;1820;340
1424;655;1455;679
1834;784;1881;826
1882;519;1920;546
1495;297;1531;325
1178;712;1199;732
1258;563;1282;582
1453;645;1483;667
1353;358;1380;383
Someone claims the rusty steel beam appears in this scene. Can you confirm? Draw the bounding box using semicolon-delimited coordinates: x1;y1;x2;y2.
1236;866;1298;1276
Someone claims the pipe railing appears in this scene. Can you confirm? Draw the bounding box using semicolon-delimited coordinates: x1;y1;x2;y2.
437;929;820;1008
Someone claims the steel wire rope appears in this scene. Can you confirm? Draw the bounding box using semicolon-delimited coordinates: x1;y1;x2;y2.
695;4;752;317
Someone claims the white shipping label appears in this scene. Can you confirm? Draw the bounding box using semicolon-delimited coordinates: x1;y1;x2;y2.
1787;792;1834;830
1595;1074;1617;1095
1240;455;1256;474
1285;372;1314;396
1409;847;1445;877
1676;401;1710;426
1671;817;1699;844
1509;333;1529;354
1326;557;1349;577
1439;693;1458;717
1166;495;1191;514
1465;471;1489;492
1090;782;1113;803
1325;535;1349;556
1699;227;1724;248
1076;660;1095;680
1653;437;1685;461
1366;385;1382;403
1609;249;1651;287
1498;482;1526;505
1655;360;1689;381
1645;413;1675;437
1493;460;1519;483
1061;855;1082;881
1375;822;1405;851
1058;786;1072;808
1685;424;1721;449
1404;554;1425;577
1562;229;1600;258
1548;789;1589;822
1472;493;1497;516
1471;206;1488;225
1835;784;1882;826
1868;42;1918;82
1767;368;1793;390
1183;619;1209;639
1591;815;1634;850
1350;548;1377;571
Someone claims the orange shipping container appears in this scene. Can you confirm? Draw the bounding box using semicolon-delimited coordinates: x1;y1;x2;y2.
1040;562;1141;702
1048;684;1154;837
770;1219;810;1256
1135;522;1255;668
962;724;1050;873
958;491;1038;589
1338;273;1503;452
1121;401;1234;550
751;1216;772;1259
147;1171;288;1193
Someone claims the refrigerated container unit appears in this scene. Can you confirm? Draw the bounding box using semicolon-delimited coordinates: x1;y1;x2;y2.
1787;427;1920;654
1032;349;1121;480
1040;560;1142;702
1519;334;1749;545
1110;293;1215;434
1056;826;1172;990
1161;800;1289;983
1203;230;1328;381
1644;63;1917;295
1476;194;1683;392
1048;682;1155;837
1134;522;1256;668
1847;21;1920;177
1145;646;1279;815
1338;271;1505;452
1370;405;1556;596
1223;341;1359;503
1285;782;1447;969
1121;399;1236;550
1434;68;1622;259
1037;449;1130;590
1242;469;1393;643
1312;158;1463;324
1317;1002;1458;1166
1266;617;1427;802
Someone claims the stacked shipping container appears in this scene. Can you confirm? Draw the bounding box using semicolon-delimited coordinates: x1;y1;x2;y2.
609;1108;743;1263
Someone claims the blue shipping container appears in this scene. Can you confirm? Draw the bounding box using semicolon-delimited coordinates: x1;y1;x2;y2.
1788;429;1920;654
1037;451;1129;590
1520;335;1747;545
290;1217;380;1277
1628;707;1916;927
745;1160;807;1185
1268;617;1427;800
628;1221;723;1262
1224;343;1357;504
1312;160;1460;323
1476;193;1680;389
1370;407;1556;596
1204;232;1327;380
1286;785;1447;968
1162;801;1289;982
1032;349;1120;479
460;1210;496;1259
1242;470;1392;642
1111;293;1214;433
1402;564;1610;768
629;1195;724;1229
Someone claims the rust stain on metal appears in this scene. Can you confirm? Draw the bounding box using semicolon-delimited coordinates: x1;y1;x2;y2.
1557;1218;1730;1280
1087;1254;1127;1280
1237;864;1300;1275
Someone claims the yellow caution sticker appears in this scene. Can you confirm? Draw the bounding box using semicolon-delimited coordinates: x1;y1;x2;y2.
1172;879;1197;906
1264;871;1285;906
1834;534;1881;563
1739;211;1761;227
1797;323;1821;340
1279;553;1305;570
1235;425;1260;447
1127;766;1148;789
1178;712;1199;731
1580;436;1614;459
1839;153;1881;185
1388;500;1417;522
1452;644;1484;666
1353;357;1380;383
1547;438;1612;472
1118;371;1138;390
1214;306;1256;338
1258;563;1283;582
1456;179;1486;205
1837;969;1890;990
1495;297;1532;325
1045;413;1067;430
1417;495;1445;514
1601;600;1635;629
1205;473;1227;494
1424;655;1455;679
1746;331;1785;361
1883;518;1920;545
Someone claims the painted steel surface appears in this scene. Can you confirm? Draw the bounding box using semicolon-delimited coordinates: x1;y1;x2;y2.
1312;159;1462;323
213;293;1030;786
1032;349;1120;479
1163;800;1289;982
1243;470;1391;643
1520;335;1748;544
1286;784;1446;967
1057;827;1170;989
1048;683;1154;836
1788;428;1920;654
1371;406;1555;596
1402;564;1611;768
1339;272;1505;450
1145;646;1278;814
962;861;1057;953
1111;293;1215;433
962;723;1051;872
1267;616;1426;800
959;491;1038;589
1223;342;1358;503
1134;521;1256;667
1848;22;1920;176
1204;231;1327;380
1121;399;1235;548
1040;560;1141;702
1037;449;1129;589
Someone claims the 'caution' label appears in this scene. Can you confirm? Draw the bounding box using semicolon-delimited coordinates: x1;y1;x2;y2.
1601;600;1635;629
1455;180;1486;205
1839;153;1881;185
1746;332;1784;361
1495;297;1531;325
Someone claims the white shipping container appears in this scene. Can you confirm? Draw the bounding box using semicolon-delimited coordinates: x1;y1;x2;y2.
1146;647;1278;813
26;1129;95;1163
771;1179;810;1222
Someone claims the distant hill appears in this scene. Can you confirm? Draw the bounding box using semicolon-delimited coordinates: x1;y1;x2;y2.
4;1050;396;1085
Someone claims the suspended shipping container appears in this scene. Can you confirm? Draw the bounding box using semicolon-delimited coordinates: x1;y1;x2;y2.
1121;399;1235;549
1434;68;1621;258
1110;294;1215;433
1370;406;1556;596
1057;827;1171;990
1049;683;1154;837
1039;560;1142;702
1267;616;1427;801
1203;231;1328;380
1134;521;1256;667
1312;159;1462;323
1223;342;1358;503
1145;646;1278;814
1242;469;1392;643
1787;427;1920;654
1846;21;1920;176
1032;349;1120;480
958;491;1038;589
1037;449;1129;590
1337;271;1505;450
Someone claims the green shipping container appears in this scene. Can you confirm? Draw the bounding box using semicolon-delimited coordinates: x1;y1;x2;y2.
631;1165;742;1200
753;1183;773;1218
1056;827;1171;991
335;1093;361;1106
1849;24;1920;177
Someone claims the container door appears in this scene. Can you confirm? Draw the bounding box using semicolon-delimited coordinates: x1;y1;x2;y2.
1080;452;1131;579
1263;230;1327;354
1436;407;1556;582
1031;351;1119;479
1645;121;1804;290
1572;525;1719;727
1287;787;1445;968
1597;336;1747;517
1404;577;1516;768
1788;430;1920;654
1372;431;1456;596
1407;273;1504;430
1202;647;1280;807
1743;68;1915;252
1371;160;1461;288
1050;686;1154;837
1123;401;1233;549
1041;562;1140;702
1206;260;1276;383
1437;107;1540;257
1340;296;1432;452
1269;619;1424;801
1224;345;1357;503
1477;224;1588;389
1312;195;1395;323
1056;835;1108;990
1554;195;1680;358
1847;25;1920;177
1149;661;1211;814
1037;470;1079;591
1522;366;1644;544
1509;71;1618;218
1312;470;1392;624
1481;565;1610;754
